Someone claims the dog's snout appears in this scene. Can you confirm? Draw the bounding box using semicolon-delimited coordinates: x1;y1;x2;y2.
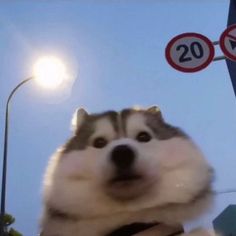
110;145;136;169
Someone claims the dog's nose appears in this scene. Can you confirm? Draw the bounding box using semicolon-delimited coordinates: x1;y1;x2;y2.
110;145;136;169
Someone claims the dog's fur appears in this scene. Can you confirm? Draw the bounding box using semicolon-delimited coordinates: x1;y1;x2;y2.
40;107;214;236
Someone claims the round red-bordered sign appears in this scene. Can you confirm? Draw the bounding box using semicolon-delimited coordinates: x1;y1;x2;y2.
220;24;236;61
165;33;215;73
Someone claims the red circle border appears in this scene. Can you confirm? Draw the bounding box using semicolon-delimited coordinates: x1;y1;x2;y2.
165;33;215;73
219;24;236;61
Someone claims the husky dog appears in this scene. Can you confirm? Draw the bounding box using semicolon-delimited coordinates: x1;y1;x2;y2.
41;107;214;236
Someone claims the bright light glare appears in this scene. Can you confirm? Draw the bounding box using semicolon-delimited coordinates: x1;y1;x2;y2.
33;56;68;89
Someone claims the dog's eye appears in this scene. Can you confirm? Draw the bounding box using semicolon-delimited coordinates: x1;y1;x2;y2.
136;131;152;142
93;137;108;148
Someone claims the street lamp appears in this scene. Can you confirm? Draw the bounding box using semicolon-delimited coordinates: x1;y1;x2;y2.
34;56;69;89
0;56;69;235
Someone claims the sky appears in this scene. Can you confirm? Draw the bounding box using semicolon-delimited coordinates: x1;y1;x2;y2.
0;1;236;235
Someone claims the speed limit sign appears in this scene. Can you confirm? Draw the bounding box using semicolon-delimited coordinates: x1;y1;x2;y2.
165;33;215;73
219;24;236;61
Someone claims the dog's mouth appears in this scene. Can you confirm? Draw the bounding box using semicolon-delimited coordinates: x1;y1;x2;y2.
110;173;142;184
105;171;152;200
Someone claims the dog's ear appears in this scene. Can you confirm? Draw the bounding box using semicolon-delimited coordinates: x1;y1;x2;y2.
71;108;88;133
147;106;161;114
147;106;163;120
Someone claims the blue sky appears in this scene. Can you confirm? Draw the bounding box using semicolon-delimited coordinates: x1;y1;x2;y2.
0;1;236;235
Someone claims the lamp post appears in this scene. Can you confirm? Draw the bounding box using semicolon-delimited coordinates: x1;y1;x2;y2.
0;77;34;235
0;56;69;235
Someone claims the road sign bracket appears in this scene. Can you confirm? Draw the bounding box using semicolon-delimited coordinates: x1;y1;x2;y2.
213;41;219;45
213;55;227;61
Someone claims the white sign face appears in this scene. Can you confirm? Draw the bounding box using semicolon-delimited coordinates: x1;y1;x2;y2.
220;24;236;61
165;33;215;73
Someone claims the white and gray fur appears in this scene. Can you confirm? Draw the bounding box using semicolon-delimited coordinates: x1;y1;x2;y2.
40;107;214;236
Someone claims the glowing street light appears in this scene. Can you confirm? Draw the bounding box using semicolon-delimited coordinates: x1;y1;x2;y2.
0;56;69;234
33;56;69;89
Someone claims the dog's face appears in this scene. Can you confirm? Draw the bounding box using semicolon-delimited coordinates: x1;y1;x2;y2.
43;107;213;218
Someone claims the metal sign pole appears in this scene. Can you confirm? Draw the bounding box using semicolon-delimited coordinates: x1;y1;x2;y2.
226;0;236;97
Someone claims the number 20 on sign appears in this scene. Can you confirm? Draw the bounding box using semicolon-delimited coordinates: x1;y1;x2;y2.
165;33;215;73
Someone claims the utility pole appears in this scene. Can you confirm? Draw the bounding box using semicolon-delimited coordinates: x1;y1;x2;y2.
226;0;236;97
